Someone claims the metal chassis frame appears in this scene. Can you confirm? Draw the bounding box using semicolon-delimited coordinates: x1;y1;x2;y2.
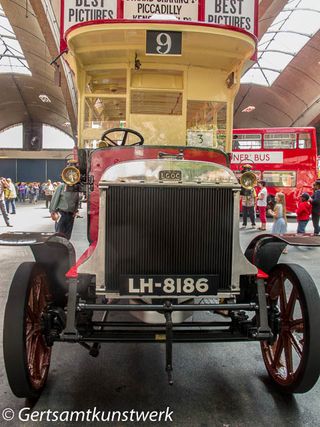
58;276;271;383
60;276;271;343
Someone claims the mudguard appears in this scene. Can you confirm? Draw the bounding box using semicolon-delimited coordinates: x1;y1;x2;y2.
0;232;76;300
245;233;320;274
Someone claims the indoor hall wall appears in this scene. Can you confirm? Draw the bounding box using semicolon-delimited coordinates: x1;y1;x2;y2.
0;150;72;159
0;150;72;182
0;159;68;182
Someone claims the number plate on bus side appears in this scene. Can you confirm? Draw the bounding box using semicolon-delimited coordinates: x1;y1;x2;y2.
119;275;218;296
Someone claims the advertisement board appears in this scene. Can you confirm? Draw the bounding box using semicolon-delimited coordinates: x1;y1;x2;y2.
205;0;257;35
124;0;198;21
60;0;258;51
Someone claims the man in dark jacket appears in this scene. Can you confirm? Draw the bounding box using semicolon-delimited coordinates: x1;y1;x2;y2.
49;183;79;240
311;180;320;235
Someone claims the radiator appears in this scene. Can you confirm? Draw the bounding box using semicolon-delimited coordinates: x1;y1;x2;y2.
105;185;234;292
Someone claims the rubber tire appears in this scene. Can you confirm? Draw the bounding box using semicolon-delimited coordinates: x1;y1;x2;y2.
261;263;320;393
3;262;52;398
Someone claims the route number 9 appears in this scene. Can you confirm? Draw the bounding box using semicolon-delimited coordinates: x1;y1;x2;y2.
156;33;172;54
146;31;182;55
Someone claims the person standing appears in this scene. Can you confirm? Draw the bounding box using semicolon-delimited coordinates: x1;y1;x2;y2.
257;180;268;231
311;180;320;235
44;179;54;209
296;192;311;234
29;183;35;203
34;182;40;203
5;178;17;214
269;192;287;233
241;188;256;228
19;182;28;202
269;192;288;252
233;135;240;150
0;178;12;227
29;182;39;204
49;183;79;240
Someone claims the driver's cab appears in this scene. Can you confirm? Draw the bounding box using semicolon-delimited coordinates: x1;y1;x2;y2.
81;66;229;149
64;22;256;243
66;23;255;151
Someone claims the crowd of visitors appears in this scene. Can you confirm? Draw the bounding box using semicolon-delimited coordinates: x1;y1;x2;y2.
0;178;63;226
0;177;82;240
16;180;61;204
240;174;320;237
14;180;62;204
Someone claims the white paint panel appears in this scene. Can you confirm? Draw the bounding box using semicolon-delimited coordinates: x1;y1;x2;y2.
187;130;214;147
63;0;117;33
124;0;199;21
205;0;257;35
231;151;283;164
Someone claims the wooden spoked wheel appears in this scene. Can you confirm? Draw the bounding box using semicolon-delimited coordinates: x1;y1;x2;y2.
261;263;320;393
3;262;52;398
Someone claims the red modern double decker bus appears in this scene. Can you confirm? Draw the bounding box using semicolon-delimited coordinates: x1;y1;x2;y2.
231;127;318;214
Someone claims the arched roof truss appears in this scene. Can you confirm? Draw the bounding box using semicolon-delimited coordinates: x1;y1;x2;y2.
242;0;320;87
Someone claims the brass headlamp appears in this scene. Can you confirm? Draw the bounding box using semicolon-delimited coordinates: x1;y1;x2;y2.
240;171;257;190
61;160;81;186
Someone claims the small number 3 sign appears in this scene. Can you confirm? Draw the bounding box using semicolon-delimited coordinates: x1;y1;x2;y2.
146;31;182;55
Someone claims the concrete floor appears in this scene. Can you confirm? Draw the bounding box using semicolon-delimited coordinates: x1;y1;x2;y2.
0;202;319;427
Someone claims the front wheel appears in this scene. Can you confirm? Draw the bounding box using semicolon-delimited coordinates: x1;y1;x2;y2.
3;262;53;398
261;263;320;393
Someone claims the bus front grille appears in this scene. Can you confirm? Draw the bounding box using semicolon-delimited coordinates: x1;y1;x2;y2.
105;185;234;292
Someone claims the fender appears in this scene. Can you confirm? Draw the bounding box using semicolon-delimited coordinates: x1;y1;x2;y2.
245;233;320;274
0;232;75;296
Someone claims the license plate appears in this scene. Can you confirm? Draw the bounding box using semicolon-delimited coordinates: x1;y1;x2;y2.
119;275;218;296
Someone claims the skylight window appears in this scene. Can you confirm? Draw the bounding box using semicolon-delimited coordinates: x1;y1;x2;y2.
241;0;320;87
0;3;31;75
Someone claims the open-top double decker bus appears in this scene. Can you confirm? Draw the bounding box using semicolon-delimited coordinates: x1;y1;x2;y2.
231;127;318;214
1;0;320;399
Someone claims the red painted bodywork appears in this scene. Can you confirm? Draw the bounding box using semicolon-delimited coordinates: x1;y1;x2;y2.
231;127;318;214
87;146;228;243
66;242;97;279
257;269;268;279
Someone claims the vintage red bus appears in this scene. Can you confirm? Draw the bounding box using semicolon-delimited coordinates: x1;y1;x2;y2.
1;0;320;400
231;127;318;213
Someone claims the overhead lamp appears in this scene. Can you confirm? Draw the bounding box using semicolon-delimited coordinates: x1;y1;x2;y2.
63;121;71;127
242;105;255;113
39;94;51;103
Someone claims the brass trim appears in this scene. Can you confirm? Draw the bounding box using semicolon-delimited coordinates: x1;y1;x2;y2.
61;166;81;186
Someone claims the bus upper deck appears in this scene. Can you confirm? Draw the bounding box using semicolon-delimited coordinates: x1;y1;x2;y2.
61;0;258;154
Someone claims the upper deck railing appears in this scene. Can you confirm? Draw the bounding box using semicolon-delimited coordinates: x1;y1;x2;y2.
60;0;258;52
